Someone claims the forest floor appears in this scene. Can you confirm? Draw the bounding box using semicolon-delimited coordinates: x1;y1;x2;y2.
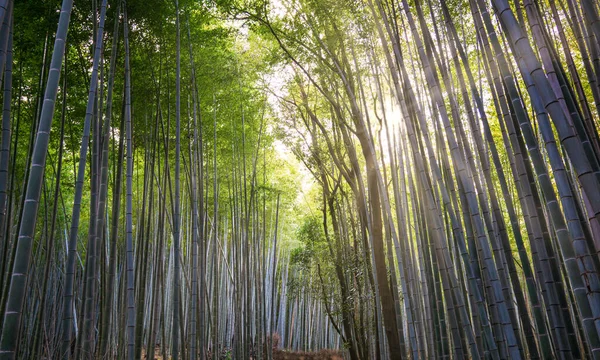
272;349;344;359
142;347;345;359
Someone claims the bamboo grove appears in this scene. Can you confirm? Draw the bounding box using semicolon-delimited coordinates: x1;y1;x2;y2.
0;0;330;359
1;0;600;359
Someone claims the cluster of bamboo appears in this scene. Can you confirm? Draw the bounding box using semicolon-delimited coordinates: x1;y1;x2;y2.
0;0;334;359
0;0;600;359
257;0;600;358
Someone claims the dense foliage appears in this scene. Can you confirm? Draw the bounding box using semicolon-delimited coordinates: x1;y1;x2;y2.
1;0;600;359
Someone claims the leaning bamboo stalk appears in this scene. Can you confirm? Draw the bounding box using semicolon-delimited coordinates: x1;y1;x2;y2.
1;7;70;354
0;0;70;356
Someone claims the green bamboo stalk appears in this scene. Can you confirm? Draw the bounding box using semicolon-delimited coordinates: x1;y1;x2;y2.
0;1;73;358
